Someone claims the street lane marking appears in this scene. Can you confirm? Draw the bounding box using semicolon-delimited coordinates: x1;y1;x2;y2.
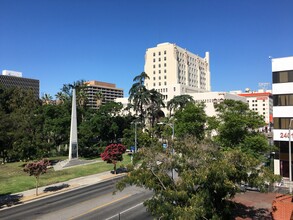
69;194;131;220
105;202;144;220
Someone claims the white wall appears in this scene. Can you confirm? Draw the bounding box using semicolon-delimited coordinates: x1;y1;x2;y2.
272;56;293;72
273;82;293;95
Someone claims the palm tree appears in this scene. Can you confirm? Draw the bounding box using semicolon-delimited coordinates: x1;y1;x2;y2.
55;92;68;105
77;89;88;108
128;72;150;124
41;93;53;105
147;89;165;128
167;94;194;116
94;91;104;109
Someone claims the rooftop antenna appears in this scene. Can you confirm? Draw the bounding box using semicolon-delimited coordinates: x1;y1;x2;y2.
258;82;270;92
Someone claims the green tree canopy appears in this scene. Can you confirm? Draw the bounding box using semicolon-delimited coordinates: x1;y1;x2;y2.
214;99;269;158
174;102;207;141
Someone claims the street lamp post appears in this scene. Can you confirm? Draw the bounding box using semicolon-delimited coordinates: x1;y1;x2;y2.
135;122;138;153
289;119;293;182
158;122;175;180
131;121;140;153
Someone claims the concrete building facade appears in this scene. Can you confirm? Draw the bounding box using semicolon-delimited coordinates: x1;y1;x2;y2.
272;56;293;177
190;92;247;117
144;42;211;101
231;90;273;126
0;70;40;98
84;80;123;109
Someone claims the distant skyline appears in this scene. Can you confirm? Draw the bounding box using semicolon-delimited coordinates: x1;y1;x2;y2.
1;0;292;97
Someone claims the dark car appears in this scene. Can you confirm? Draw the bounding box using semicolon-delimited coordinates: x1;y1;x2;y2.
110;167;128;174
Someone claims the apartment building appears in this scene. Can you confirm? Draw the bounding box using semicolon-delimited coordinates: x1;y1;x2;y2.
144;42;211;101
84;80;123;109
272;56;293;177
232;89;273;126
0;70;40;98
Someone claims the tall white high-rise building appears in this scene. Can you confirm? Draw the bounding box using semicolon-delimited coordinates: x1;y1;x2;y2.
272;56;293;177
144;42;211;101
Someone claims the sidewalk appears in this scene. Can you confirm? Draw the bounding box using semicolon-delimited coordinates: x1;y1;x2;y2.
0;171;126;209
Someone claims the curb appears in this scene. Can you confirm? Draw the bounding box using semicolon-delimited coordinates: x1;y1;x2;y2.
0;172;127;209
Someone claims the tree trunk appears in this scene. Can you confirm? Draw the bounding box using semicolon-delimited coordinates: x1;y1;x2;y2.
114;163;117;174
36;176;39;196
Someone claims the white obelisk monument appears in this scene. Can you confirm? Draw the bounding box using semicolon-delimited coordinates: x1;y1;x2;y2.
69;88;78;160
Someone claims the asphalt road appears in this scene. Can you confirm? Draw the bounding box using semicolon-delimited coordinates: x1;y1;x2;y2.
0;178;153;220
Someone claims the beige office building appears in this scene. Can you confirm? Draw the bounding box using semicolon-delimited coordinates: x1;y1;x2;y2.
84;80;123;109
144;42;211;101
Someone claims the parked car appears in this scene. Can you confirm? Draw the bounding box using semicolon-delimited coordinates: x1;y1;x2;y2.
110;167;128;174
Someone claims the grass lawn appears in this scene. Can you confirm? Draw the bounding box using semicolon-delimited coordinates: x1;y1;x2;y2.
0;154;132;195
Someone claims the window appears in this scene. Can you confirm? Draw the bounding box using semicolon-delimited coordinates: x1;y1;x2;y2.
274;117;293;129
159;76;161;80
159;64;161;68
153;52;155;56
164;50;166;55
164;57;166;61
159;52;161;56
159;70;161;74
164;76;167;79
153;83;156;86
159;82;161;86
153;71;156;74
174;87;176;91
273;94;293;106
153;59;155;62
273;70;293;83
164;82;167;85
164;63;167;67
164;69;166;73
153;65;155;68
153;77;155;80
159;58;161;61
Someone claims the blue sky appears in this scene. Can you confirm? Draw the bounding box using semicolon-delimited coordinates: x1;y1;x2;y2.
0;0;292;97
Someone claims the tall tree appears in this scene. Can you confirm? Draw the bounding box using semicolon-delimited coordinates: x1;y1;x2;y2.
129;72;150;124
214;99;269;158
41;93;53;105
55;92;68;104
94;91;104;108
147;89;165;128
174;102;207;140
167;94;194;116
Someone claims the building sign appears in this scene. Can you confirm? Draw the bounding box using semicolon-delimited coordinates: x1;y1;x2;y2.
274;129;293;141
256;97;268;100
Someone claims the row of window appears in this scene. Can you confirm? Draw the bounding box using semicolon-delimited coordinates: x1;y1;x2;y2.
153;63;167;68
153;76;167;80
153;82;167;86
248;99;266;102
153;69;167;74
273;70;293;83
251;104;266;106
273;118;293;129
154;87;176;92
251;108;266;112
273;94;293;106
153;57;167;62
153;51;167;56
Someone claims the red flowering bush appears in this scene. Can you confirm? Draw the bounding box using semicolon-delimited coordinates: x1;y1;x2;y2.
23;159;50;196
101;144;126;174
